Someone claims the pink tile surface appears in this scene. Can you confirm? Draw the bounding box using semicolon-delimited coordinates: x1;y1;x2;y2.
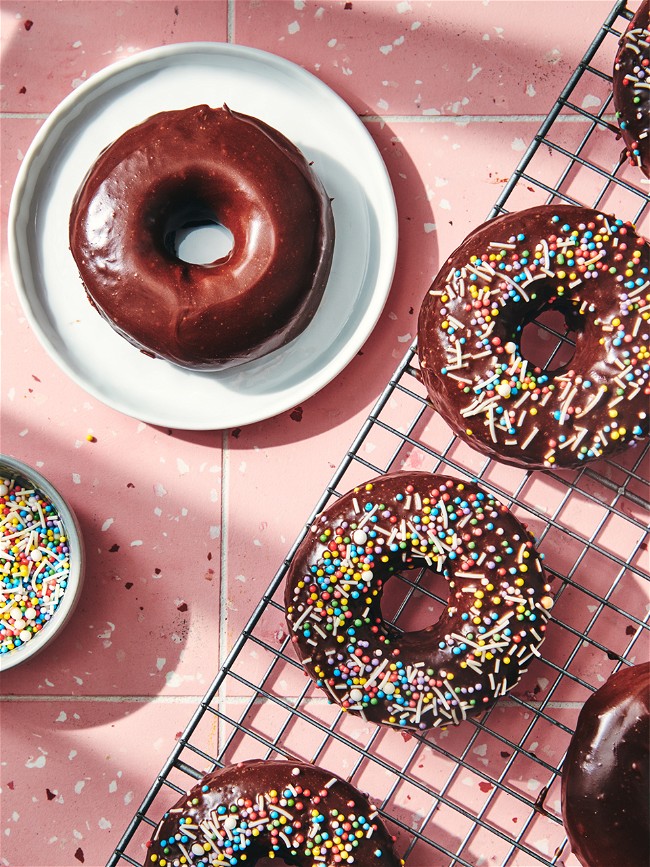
1;2;648;867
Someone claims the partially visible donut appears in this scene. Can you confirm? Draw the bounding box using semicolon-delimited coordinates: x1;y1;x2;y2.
613;0;650;177
285;471;553;730
417;205;649;469
561;662;650;867
144;759;404;867
69;105;334;371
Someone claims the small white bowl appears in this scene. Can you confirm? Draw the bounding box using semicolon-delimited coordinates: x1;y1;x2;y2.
0;455;85;672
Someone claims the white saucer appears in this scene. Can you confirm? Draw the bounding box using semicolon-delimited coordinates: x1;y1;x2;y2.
8;43;398;430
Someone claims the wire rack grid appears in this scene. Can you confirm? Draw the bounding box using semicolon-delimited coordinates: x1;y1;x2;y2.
110;3;649;866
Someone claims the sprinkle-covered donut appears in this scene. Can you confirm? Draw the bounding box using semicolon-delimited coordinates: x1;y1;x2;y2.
69;105;334;371
613;0;649;177
284;472;553;730
417;205;649;469
561;662;650;867
144;759;404;866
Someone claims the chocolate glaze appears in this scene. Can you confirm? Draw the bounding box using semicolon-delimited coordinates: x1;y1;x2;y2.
561;662;650;867
285;472;553;730
417;205;649;470
613;0;650;177
144;759;403;866
69;105;334;370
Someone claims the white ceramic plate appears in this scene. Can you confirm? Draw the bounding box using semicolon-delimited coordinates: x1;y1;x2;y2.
8;43;398;430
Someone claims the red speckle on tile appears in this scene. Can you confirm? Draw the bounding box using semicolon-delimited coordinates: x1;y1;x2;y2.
344;2;352;8
46;788;56;800
154;568;162;575
290;406;303;422
500;751;511;759
400;731;413;743
204;568;215;581
126;482;135;488
626;624;636;635
231;427;241;438
24;19;33;30
74;848;85;863
478;781;493;794
207;551;213;561
177;601;188;612
7;781;14;790
125;582;133;590
19;86;26;94
109;544;120;553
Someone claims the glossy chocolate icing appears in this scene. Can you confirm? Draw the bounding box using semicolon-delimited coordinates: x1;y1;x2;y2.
561;662;650;867
417;205;649;469
144;759;403;866
69;105;334;370
285;471;553;730
613;0;650;177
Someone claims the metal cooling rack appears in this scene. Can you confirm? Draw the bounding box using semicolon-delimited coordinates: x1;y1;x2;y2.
110;2;649;865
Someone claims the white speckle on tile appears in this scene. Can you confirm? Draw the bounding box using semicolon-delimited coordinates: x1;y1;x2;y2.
71;70;88;89
72;40;82;48
587;604;598;613
130;539;143;547
154;507;162;517
440;199;451;210
467;64;482;83
156;657;166;671
68;751;77;761
25;753;47;769
422;107;441;116
116;649;126;662
73;829;83;840
461;776;474;786
210;525;220;540
538;677;549;691
253;538;262;547
294;0;305;8
136;422;146;433
177;457;189;475
74;781;86;795
473;743;488;757
530;741;539;751
342;66;353;76
328;37;337;47
511;137;526;151
124;791;134;805
393;35;404;47
411;21;421;30
533;838;550;855
210;488;219;503
527;778;541;792
424;223;436;234
55;711;67;723
98;817;112;830
396;0;411;11
165;670;183;688
154;482;167;497
288;20;300;34
452;143;461;150
397;333;412;343
545;48;562;64
581;94;601;110
101;518;114;532
19;429;28;437
235;574;247;582
11;812;19;822
494;26;504;38
315;6;324;18
109;780;118;794
73;676;83;685
377;98;389;111
526;83;536;97
482;33;490;41
434;176;448;187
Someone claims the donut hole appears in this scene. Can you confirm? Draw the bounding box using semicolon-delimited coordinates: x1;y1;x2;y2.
518;299;580;373
164;204;234;266
381;566;448;635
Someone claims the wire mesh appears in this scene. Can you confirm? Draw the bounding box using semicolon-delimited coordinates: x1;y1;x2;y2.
110;2;649;865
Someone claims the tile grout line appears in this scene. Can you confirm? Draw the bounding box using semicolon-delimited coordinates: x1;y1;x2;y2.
219;428;230;754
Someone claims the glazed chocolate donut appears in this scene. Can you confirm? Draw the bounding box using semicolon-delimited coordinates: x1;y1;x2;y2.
285;472;553;730
69;105;334;370
417;205;649;469
561;662;650;867
613;0;649;177
144;759;404;866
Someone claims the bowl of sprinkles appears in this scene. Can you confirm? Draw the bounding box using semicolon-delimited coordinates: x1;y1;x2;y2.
0;455;84;671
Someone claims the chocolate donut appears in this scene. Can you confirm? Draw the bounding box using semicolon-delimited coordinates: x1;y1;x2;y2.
417;205;649;469
613;0;650;177
144;759;403;866
69;105;334;370
285;472;553;730
561;662;650;867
